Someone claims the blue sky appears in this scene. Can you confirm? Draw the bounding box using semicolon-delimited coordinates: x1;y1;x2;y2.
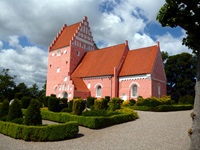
0;0;191;88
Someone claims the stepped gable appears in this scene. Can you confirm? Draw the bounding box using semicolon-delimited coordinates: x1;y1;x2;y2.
72;43;127;78
49;22;81;51
119;45;158;77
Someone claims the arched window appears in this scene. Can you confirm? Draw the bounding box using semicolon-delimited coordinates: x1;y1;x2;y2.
96;85;102;97
62;92;68;98
132;85;138;98
57;50;61;56
87;82;91;89
158;83;161;98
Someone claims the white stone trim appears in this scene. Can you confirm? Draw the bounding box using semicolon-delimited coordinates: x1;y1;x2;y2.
119;74;151;82
76;36;94;46
152;78;166;83
94;83;103;88
83;76;112;80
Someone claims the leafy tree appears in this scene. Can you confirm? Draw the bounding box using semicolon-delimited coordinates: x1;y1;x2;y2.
161;51;169;63
0;69;16;101
15;82;29;96
28;83;39;99
165;53;196;102
24;99;42;126
7;99;23;121
157;1;200;149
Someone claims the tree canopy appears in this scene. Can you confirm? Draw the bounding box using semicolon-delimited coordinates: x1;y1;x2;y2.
157;0;200;52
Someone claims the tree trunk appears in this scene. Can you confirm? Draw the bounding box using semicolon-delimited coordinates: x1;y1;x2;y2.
190;50;200;150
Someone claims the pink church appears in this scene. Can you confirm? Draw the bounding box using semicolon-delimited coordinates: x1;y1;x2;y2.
46;16;166;101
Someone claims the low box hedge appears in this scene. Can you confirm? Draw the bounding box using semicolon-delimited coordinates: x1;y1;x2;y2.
0;121;78;141
130;104;193;112
40;110;138;129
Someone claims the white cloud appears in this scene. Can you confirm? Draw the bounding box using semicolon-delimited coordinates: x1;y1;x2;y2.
0;0;189;88
156;33;190;55
0;36;47;88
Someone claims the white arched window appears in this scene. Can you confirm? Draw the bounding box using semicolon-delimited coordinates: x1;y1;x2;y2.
132;84;138;98
87;82;91;89
158;83;161;98
96;85;102;97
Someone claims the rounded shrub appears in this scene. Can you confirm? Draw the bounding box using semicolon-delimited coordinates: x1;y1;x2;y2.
94;99;105;110
108;97;123;111
0;99;9;118
72;98;85;115
129;99;136;106
7;99;23;121
48;96;59;112
21;96;32;109
122;100;130;106
24;99;42;126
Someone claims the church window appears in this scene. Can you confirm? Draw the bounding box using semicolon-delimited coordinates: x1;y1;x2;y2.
77;51;80;56
132;84;138;98
64;76;67;82
57;50;61;56
158;83;161;98
96;85;102;97
57;67;60;73
64;50;67;54
87;82;91;89
51;53;55;56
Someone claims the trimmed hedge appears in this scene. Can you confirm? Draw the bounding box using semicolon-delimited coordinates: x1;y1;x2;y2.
0;121;78;141
130;104;193;112
40;109;138;129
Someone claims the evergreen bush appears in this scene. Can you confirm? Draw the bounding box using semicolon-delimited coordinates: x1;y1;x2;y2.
68;100;73;110
94;99;105;110
86;96;95;108
72;98;85;115
14;92;23;100
0;99;9;118
178;95;194;105
43;96;49;107
108;97;123;111
24;99;42;126
21;96;31;109
7;99;23;121
129;99;136;106
48;96;59;112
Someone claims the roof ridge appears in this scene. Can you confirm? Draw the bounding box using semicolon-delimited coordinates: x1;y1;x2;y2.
88;42;126;53
130;44;158;51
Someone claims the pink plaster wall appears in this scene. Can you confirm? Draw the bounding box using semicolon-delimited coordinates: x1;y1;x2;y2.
83;77;114;99
119;78;152;100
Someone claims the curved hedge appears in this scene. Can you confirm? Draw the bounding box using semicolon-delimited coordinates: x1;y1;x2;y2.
40;110;138;129
0;121;78;141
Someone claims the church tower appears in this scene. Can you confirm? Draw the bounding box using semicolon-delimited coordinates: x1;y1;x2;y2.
46;16;95;99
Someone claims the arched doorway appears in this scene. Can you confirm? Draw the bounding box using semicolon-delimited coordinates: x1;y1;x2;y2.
62;91;68;98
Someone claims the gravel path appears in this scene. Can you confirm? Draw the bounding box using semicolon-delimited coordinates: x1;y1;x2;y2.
0;110;192;150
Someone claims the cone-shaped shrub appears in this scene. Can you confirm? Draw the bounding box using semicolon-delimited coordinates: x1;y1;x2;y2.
48;96;59;112
7;99;23;121
24;99;42;126
21;96;32;109
0;99;9;118
72;98;85;115
108;97;123;111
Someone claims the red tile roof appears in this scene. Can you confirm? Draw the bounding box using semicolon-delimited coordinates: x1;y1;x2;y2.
71;77;90;92
72;43;126;78
119;45;158;76
49;22;81;51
